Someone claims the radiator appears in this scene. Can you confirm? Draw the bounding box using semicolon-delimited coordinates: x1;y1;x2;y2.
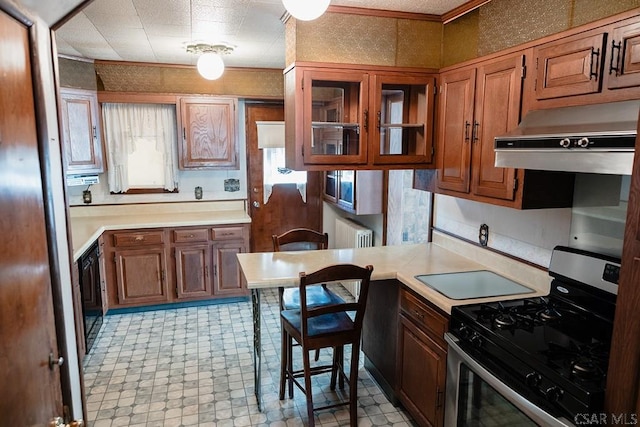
334;217;373;298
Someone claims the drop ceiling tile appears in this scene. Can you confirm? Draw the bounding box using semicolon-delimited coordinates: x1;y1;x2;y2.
134;0;191;25
83;0;138;16
144;23;190;37
58;12;97;31
89;13;143;30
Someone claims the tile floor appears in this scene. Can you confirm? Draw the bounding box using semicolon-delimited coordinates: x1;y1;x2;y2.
83;287;414;426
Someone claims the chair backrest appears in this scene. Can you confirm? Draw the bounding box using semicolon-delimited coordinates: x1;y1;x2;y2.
272;228;329;252
298;264;374;347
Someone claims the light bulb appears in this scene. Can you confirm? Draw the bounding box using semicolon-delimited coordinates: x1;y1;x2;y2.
197;52;225;80
282;0;330;21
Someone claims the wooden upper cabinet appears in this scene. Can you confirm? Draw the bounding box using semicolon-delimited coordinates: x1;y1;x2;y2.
59;87;104;175
534;31;606;100
284;63;437;170
370;74;436;165
607;20;640;90
471;55;523;200
434;53;566;209
436;67;475;194
178;97;238;169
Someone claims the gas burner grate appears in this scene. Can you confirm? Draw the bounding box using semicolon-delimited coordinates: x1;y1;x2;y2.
544;341;609;382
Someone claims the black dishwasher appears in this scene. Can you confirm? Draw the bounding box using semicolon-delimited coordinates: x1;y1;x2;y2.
79;242;103;353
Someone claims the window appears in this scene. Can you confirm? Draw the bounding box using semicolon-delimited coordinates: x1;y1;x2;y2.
102;103;178;193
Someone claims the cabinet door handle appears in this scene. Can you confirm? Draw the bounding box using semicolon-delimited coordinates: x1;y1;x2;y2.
436;388;444;408
412;309;425;320
92;126;97;140
472;121;479;142
376;110;381;131
205;266;209;278
183;127;186;140
464;121;471;141
363;109;368;131
609;40;622;76
589;47;600;80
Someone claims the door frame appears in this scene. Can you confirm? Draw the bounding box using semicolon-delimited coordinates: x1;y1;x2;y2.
0;0;88;420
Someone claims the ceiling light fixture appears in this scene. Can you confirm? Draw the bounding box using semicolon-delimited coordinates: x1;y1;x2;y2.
282;0;330;21
186;42;234;80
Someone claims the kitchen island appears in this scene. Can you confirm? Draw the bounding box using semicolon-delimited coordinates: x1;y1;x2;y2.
236;230;551;411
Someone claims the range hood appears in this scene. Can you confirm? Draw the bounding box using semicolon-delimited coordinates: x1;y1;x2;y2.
494;100;640;175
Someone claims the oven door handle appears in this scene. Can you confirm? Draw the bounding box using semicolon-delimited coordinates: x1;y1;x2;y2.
444;333;576;427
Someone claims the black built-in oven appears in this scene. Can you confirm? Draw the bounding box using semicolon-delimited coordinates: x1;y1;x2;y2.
444;247;620;426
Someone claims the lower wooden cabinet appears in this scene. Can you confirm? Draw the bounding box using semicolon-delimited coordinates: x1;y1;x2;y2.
114;247;169;305
396;289;449;427
212;242;245;296
174;244;212;299
104;224;249;309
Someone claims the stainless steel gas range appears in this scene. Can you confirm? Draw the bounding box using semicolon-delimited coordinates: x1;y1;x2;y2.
444;246;620;426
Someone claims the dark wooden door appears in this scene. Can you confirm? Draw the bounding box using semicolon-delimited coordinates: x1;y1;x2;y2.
245;103;323;252
436;68;475;194
471;54;523;200
0;9;65;423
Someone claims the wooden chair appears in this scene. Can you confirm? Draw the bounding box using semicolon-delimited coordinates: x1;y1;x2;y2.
273;228;345;373
279;263;374;427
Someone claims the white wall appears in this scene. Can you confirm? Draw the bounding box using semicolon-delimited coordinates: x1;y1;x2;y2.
434;194;572;267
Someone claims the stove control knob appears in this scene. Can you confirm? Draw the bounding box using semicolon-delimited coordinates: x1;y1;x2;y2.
469;333;483;349
525;372;541;387
577;137;590;148
559;138;571;148
544;386;564;403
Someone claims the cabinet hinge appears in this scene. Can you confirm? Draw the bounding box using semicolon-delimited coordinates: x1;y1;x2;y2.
161;270;166;281
301;77;304;90
431;146;435;156
521;65;526;79
113;255;116;263
433;85;437;95
513;177;519;192
301;145;304;157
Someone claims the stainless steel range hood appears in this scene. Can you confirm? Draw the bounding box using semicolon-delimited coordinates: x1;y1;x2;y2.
494;100;640;175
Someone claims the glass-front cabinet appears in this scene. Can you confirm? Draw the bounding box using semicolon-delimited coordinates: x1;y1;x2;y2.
371;74;436;164
284;63;436;170
304;69;368;165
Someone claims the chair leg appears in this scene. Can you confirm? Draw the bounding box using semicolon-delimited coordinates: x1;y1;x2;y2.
337;346;345;389
330;346;338;391
302;346;315;427
279;327;287;400
349;342;361;426
314;348;320;361
286;334;294;399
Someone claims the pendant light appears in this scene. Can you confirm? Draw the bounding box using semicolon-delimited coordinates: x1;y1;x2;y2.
186;42;234;80
282;0;330;21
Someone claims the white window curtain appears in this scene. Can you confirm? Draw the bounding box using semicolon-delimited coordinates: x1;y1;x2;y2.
102;103;178;193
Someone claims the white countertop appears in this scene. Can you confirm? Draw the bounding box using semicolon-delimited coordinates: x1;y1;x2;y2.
237;231;551;314
69;201;251;261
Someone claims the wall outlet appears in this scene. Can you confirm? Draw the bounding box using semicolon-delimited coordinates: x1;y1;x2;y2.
479;224;489;246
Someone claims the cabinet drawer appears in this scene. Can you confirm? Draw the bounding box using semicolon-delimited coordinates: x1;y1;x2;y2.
173;228;208;243
113;231;164;247
211;227;244;240
400;290;448;343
